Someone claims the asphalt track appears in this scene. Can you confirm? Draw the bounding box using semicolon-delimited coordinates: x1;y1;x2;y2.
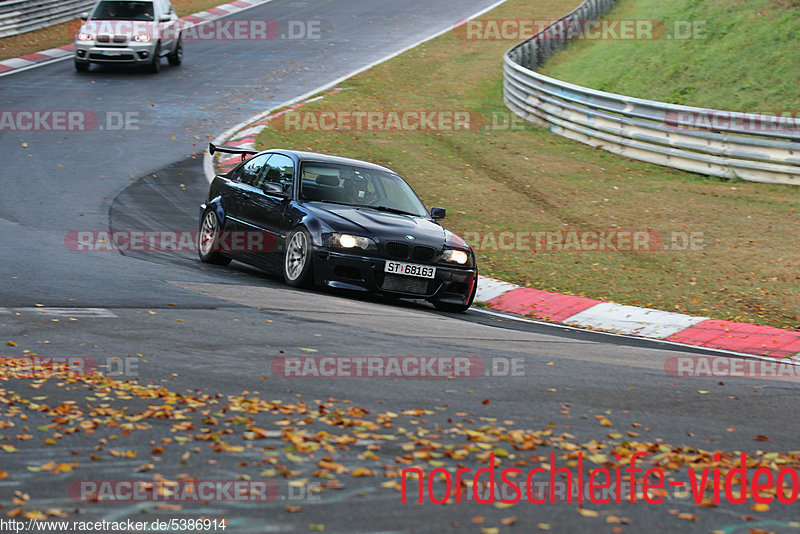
1;1;799;532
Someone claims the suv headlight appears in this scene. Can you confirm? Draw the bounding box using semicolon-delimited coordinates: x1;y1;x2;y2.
133;34;151;42
77;32;93;41
442;248;470;265
329;233;376;251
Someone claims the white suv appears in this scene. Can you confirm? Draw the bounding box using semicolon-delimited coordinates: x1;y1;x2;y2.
74;0;182;73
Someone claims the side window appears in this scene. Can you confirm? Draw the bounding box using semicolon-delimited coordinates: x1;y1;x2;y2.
231;154;270;186
259;154;294;196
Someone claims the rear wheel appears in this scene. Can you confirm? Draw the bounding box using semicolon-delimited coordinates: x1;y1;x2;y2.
198;209;232;266
167;37;182;66
283;228;314;288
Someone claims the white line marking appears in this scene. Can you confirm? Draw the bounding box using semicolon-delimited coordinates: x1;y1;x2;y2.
37;48;73;58
0;58;34;68
471;307;800;365
564;302;709;339
205;0;510;182
475;278;520;302
14;307;118;318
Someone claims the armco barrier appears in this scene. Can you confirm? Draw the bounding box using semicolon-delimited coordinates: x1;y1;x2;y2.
0;0;94;39
503;0;800;186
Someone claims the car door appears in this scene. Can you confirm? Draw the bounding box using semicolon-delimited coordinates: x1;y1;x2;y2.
237;153;295;267
217;153;272;255
156;0;177;52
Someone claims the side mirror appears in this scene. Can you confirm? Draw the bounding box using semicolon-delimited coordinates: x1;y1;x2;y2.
159;15;171;22
263;182;288;197
430;207;446;220
80;11;89;20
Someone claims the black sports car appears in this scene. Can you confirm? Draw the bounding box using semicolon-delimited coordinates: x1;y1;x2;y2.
199;144;477;312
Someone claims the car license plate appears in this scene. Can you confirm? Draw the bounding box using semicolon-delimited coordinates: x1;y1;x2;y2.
100;50;120;56
385;261;435;279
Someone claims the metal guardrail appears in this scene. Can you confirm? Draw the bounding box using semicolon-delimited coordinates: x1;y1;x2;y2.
503;0;800;186
0;0;95;39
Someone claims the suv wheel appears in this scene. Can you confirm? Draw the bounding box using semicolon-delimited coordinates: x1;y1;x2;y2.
147;43;161;73
168;37;182;66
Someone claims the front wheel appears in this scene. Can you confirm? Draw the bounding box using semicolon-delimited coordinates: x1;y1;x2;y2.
167;38;182;66
433;275;477;313
75;59;89;72
283;228;314;288
198;209;232;266
147;43;161;73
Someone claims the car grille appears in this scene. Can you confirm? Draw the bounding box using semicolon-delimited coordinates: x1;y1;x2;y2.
411;246;435;262
381;274;431;295
96;35;128;44
385;242;436;262
386;242;410;260
89;52;135;61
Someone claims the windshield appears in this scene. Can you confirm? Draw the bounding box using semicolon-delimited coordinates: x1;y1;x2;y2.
299;162;428;217
91;1;155;20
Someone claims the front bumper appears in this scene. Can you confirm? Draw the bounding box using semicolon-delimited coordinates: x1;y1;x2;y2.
313;249;477;305
74;41;156;64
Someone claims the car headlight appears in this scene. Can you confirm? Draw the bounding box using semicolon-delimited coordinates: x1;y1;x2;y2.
330;233;376;251
77;32;93;41
133;34;152;42
442;249;469;265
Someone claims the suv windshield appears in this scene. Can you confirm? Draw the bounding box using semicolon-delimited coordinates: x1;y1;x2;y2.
91;1;155;20
300;162;428;217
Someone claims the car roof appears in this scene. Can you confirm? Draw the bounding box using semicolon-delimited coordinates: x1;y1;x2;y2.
264;149;397;174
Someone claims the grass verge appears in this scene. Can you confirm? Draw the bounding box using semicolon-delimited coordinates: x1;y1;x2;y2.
252;0;800;330
0;0;233;62
539;0;800;111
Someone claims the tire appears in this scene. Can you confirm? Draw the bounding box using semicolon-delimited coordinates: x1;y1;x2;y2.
283;227;314;288
147;43;161;73
433;274;477;313
75;60;89;72
167;37;182;66
198;209;232;266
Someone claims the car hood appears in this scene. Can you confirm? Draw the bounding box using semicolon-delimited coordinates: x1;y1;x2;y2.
305;203;448;247
80;20;159;37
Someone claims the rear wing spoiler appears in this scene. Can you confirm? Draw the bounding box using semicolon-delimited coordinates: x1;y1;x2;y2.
208;143;259;161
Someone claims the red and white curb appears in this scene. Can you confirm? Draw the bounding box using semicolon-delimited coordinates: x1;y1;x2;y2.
0;0;273;77
476;279;800;360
